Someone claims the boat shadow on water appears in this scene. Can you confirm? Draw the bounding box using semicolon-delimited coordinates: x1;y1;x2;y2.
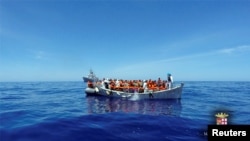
86;96;182;116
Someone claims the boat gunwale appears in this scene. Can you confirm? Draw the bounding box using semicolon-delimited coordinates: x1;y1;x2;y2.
94;83;184;95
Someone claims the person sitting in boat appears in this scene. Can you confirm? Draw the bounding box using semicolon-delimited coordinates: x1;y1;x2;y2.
115;79;120;87
160;80;167;90
147;79;153;90
128;80;134;93
109;80;115;90
115;79;122;91
137;80;144;93
138;80;143;88
157;77;162;87
123;80;129;92
96;80;102;87
151;80;158;91
87;81;94;88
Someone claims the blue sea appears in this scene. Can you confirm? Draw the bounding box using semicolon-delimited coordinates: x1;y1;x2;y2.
0;81;249;141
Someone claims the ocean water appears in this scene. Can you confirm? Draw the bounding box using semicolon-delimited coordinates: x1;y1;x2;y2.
0;81;249;141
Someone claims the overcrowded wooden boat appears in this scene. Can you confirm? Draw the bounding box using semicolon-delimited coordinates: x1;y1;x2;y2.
84;78;184;100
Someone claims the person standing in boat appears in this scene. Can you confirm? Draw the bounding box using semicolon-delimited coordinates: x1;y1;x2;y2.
102;78;110;89
143;80;148;92
167;73;174;89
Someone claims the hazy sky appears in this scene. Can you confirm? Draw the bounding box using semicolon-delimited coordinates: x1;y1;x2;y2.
1;0;250;82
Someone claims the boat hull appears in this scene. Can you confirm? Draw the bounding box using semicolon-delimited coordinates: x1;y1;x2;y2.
85;83;184;100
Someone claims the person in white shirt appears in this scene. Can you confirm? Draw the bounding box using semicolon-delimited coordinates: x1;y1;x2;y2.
115;79;120;87
103;78;110;89
143;80;148;92
167;73;174;89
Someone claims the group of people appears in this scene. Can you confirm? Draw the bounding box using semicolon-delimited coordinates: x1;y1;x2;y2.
87;73;174;93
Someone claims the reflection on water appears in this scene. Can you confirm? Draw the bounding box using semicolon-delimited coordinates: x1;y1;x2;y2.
86;96;182;116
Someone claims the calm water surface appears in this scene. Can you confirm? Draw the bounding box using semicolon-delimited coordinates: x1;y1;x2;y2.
0;81;249;141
